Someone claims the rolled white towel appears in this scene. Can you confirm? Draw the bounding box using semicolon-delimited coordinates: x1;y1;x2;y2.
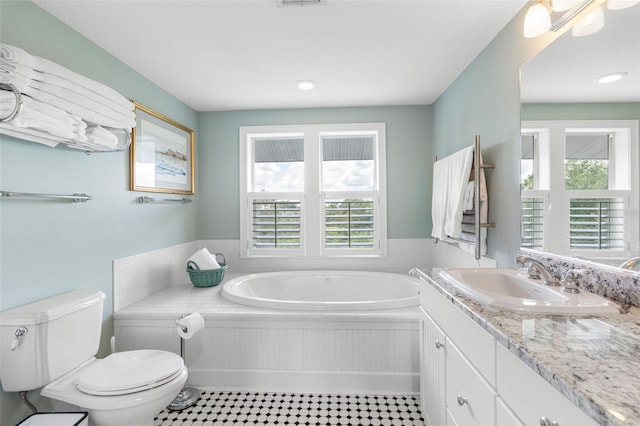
85;125;118;149
0;123;61;147
0;43;133;113
187;248;221;270
1;91;87;141
0;44;37;68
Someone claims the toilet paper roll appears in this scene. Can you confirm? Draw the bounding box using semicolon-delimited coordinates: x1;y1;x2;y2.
187;248;221;270
176;313;205;339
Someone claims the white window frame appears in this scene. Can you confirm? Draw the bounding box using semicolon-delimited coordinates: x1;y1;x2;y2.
240;123;387;258
522;120;639;262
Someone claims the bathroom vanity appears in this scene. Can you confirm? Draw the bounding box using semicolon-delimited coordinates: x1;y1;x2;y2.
418;269;639;426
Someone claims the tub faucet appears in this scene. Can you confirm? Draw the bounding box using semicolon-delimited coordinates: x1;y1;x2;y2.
515;255;560;286
619;257;640;271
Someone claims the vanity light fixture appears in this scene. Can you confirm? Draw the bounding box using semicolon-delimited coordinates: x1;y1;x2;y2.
523;0;600;38
596;72;628;83
297;80;317;90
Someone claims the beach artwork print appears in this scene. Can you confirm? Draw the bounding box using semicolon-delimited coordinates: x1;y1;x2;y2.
130;103;195;194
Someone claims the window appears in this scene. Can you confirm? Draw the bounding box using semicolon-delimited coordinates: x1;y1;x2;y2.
521;197;544;249
521;120;638;262
565;133;611;190
240;123;387;257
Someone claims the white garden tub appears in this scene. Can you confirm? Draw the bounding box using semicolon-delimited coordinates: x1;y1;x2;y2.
220;270;420;310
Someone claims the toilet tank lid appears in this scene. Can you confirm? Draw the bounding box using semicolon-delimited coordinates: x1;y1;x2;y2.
0;289;106;326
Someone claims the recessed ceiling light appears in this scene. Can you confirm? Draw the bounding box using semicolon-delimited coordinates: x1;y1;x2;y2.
596;72;628;84
297;80;317;90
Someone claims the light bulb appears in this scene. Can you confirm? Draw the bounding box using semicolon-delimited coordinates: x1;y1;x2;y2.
524;2;552;38
607;0;640;10
572;6;604;36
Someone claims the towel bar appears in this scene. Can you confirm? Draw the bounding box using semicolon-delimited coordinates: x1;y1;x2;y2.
0;191;92;203
0;83;23;123
0;83;132;154
138;196;192;204
433;134;494;260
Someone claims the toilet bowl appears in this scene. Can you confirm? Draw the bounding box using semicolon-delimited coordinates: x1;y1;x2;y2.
42;350;188;426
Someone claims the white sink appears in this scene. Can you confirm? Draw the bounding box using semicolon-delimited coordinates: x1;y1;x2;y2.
439;268;619;315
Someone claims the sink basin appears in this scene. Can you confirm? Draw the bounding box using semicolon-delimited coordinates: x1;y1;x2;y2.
439;268;619;315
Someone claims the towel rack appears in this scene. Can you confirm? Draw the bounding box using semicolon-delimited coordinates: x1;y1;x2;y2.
0;83;132;154
0;83;23;122
434;134;495;260
138;196;192;204
0;190;92;203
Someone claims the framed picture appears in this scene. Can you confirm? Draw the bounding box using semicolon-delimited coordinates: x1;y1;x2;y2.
130;102;195;194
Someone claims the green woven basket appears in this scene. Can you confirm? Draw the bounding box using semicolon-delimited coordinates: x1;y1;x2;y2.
186;253;227;288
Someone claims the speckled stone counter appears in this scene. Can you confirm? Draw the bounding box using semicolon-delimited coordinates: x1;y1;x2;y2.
421;268;640;426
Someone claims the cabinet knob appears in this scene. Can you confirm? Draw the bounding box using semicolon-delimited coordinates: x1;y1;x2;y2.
435;340;444;349
540;417;560;426
456;395;468;406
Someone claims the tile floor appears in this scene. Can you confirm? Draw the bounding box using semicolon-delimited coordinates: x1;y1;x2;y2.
155;390;425;425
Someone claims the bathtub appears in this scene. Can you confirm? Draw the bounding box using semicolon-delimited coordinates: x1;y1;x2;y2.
220;270;420;310
115;270;421;394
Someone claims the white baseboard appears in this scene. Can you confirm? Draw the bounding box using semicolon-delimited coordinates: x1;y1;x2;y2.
188;369;419;395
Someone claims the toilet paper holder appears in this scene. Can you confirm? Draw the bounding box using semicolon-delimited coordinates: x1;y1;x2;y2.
167;313;201;411
175;313;190;334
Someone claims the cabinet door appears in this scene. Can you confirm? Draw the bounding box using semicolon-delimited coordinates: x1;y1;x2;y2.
419;307;447;426
496;345;598;426
446;338;496;426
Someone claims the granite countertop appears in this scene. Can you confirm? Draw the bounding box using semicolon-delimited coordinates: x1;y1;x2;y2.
421;268;640;426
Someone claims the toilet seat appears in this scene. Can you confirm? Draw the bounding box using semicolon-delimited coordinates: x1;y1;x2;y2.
76;350;184;396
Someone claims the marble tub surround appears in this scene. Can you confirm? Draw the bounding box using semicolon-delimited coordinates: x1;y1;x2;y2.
423;268;640;426
517;250;640;308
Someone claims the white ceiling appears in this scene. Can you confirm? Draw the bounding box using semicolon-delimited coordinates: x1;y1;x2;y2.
33;0;527;112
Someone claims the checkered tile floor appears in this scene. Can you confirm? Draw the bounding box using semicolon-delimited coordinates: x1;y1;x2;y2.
155;390;425;425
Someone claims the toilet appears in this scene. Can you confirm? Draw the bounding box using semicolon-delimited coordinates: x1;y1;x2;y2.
0;289;188;426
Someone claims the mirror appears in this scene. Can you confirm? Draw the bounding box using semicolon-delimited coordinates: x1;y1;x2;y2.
520;2;640;271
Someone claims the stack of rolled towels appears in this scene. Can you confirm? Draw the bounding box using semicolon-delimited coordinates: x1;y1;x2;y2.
0;43;135;151
187;248;222;270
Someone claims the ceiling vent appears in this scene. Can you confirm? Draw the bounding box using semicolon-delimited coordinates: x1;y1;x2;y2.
276;0;326;7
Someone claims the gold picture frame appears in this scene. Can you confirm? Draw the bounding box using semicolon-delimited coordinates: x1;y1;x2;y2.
130;102;195;194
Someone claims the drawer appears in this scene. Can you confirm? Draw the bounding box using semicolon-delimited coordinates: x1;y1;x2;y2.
420;278;496;386
496;344;597;426
446;338;496;426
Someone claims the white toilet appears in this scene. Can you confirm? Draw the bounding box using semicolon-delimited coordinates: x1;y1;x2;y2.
0;289;188;426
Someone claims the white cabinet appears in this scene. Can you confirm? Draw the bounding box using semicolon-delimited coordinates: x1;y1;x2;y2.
496;344;597;426
418;278;598;426
419;281;496;426
419;307;446;426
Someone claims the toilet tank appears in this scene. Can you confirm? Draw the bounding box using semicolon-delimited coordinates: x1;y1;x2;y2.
0;289;105;392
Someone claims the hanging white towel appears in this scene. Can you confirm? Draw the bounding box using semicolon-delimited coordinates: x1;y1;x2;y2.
431;145;474;242
458;153;489;255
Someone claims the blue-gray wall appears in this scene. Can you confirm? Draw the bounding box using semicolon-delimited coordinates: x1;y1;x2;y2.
431;8;563;266
0;2;198;422
197;106;432;241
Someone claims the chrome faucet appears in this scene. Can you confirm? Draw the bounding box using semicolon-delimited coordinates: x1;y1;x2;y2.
619;257;640;271
515;255;560;286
